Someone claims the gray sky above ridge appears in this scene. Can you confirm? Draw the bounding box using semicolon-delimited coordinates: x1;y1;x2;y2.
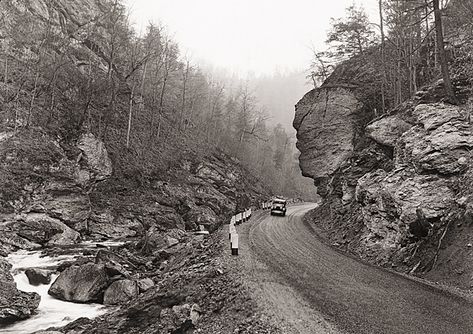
123;0;380;76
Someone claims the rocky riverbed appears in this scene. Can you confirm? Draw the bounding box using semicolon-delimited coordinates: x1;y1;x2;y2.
0;224;278;334
1;249;108;333
0;123;274;333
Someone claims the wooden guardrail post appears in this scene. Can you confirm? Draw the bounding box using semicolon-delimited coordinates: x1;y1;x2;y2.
229;225;236;247
236;212;242;225
231;233;239;255
229;217;235;240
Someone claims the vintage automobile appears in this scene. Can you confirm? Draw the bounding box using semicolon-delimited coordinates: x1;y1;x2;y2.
270;197;287;216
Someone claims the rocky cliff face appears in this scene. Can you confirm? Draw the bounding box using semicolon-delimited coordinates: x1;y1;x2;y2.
0;128;269;251
294;87;366;196
1;0;112;63
295;77;473;288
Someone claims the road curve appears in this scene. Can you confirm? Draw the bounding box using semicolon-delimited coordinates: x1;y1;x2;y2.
248;204;473;334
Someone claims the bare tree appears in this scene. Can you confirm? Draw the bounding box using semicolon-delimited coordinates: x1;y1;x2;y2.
432;0;457;103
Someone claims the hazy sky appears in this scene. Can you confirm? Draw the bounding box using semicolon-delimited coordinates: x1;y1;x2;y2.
123;0;379;76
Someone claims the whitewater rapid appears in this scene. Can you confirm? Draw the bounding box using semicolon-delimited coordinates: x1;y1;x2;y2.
0;249;111;334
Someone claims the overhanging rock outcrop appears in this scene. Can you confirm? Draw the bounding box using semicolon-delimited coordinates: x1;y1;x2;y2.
293;86;371;196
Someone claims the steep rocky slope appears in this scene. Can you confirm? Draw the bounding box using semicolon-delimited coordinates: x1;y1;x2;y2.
0;127;271;326
0;0;276;328
294;59;473;289
0;128;269;248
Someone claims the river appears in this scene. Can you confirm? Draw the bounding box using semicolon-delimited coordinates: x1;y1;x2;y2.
0;243;122;334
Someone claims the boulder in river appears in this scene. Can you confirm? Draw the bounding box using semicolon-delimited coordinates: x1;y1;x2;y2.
25;268;52;285
103;279;139;305
48;263;109;303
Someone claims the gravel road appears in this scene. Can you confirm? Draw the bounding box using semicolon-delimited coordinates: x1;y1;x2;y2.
234;204;473;334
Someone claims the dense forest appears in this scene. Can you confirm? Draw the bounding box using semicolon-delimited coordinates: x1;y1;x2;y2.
308;0;472;111
0;0;316;200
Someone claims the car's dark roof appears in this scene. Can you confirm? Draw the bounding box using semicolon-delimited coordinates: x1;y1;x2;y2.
273;198;286;203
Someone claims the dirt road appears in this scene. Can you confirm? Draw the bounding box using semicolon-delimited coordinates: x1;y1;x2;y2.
237;204;473;334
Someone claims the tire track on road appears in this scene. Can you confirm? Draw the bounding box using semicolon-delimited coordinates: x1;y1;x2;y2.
247;204;473;334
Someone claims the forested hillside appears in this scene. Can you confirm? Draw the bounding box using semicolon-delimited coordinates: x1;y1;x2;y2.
0;0;316;200
0;1;316;332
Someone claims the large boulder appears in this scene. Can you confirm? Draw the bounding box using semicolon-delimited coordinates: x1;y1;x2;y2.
48;263;109;303
399;103;473;175
366;115;411;147
25;268;52;285
103;279;139;305
0;258;40;324
293;86;380;198
12;213;81;246
293;87;364;181
77;133;112;181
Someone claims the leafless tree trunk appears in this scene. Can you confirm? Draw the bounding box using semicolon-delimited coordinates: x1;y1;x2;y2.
139;61;147;111
3;56;7;84
432;0;457;103
180;60;190;130
108;0;120;80
379;0;386;113
126;84;135;148
27;71;40;127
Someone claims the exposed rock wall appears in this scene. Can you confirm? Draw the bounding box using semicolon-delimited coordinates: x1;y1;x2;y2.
0;0;114;66
0;129;270;252
295;80;473;288
294;86;376;197
294;88;360;178
0;130;108;251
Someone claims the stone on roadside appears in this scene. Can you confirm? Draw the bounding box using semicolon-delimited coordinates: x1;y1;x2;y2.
190;304;201;325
